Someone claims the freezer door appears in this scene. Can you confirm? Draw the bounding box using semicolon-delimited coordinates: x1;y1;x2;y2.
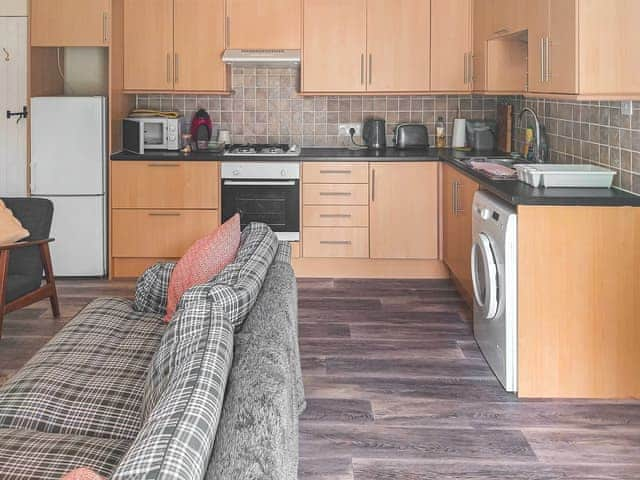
30;96;106;195
35;195;106;277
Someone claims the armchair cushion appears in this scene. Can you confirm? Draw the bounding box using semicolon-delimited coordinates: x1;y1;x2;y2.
0;199;29;245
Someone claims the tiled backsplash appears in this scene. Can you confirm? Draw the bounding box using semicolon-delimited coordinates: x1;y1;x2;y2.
501;96;640;194
136;67;497;148
136;67;639;195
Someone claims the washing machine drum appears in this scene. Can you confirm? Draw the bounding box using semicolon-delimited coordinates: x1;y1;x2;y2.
471;233;500;320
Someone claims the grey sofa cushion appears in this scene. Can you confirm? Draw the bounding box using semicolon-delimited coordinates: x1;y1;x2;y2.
0;428;131;480
0;298;165;441
115;294;234;480
134;262;176;315
206;222;279;331
206;242;304;480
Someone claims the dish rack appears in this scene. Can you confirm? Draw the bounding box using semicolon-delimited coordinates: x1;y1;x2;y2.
514;164;616;188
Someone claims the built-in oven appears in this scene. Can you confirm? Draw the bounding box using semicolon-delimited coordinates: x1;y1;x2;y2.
221;162;300;241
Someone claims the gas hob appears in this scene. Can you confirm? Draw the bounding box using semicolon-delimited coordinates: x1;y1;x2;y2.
223;144;301;157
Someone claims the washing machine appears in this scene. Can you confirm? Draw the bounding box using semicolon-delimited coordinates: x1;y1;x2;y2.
471;191;518;392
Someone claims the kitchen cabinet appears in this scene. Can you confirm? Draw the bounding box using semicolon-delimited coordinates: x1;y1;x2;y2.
31;0;111;46
227;0;301;49
302;0;366;93
369;163;439;260
527;0;577;94
302;0;430;93
442;164;478;302
431;0;472;92
490;0;526;37
472;0;492;92
110;160;220;277
124;0;227;92
365;0;430;92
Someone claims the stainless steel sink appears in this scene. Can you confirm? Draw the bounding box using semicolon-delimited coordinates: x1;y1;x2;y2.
461;156;528;167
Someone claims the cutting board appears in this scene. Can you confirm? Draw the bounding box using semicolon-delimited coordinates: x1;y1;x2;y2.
497;104;512;153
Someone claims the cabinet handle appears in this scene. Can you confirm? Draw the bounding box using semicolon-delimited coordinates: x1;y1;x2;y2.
319;169;352;174
452;181;458;215
148;163;180;167
545;37;551;82
149;212;181;217
463;53;468;84
469;52;474;84
319;214;352;218
369;54;373;85
174;53;179;84
456;182;464;215
320;240;352;245
540;37;545;83
361;54;365;85
319;191;352;196
371;169;376;202
167;53;172;85
226;16;230;47
102;12;108;43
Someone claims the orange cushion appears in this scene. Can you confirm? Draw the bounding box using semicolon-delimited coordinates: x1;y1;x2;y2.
164;213;241;322
0;199;29;245
60;468;105;480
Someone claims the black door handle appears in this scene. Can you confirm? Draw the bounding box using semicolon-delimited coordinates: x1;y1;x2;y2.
6;106;28;123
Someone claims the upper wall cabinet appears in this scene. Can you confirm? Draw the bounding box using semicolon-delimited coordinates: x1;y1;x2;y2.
227;0;301;49
31;0;111;46
431;0;472;92
124;0;227;92
302;0;430;94
472;0;492;92
490;0;526;37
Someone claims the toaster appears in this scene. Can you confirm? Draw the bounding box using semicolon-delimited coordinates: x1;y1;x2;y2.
394;124;429;149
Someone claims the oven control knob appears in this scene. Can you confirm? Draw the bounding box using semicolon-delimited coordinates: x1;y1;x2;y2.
233;169;240;176
281;169;287;177
480;208;491;220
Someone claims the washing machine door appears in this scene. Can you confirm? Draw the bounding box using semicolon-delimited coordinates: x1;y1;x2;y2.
471;233;499;320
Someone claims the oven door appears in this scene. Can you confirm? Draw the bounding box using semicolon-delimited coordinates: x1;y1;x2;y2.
222;179;300;238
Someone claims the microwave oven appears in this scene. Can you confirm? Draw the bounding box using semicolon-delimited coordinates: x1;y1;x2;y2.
122;117;184;154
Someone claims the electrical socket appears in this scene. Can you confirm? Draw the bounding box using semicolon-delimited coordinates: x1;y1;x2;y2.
338;123;362;137
621;101;633;116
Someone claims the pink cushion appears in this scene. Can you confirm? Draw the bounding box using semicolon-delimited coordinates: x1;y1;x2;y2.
164;214;241;322
60;468;105;480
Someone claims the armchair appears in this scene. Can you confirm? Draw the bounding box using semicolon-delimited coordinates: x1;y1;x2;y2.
0;198;59;338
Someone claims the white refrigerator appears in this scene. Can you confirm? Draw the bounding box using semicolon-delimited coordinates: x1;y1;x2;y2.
30;96;107;277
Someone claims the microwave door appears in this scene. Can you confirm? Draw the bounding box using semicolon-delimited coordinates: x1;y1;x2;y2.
144;121;167;150
122;119;144;154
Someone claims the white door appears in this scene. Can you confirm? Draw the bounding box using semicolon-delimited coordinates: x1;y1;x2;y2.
0;16;27;196
33;195;106;277
30;96;106;195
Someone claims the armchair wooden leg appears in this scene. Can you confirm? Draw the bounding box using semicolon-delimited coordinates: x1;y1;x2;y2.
0;250;9;338
40;243;60;318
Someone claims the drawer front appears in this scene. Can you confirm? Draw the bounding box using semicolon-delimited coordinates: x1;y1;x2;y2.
112;209;219;258
303;184;369;205
303;227;369;258
303;205;369;227
112;161;219;209
303;163;369;184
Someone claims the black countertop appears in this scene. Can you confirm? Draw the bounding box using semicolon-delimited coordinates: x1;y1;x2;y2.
110;147;640;207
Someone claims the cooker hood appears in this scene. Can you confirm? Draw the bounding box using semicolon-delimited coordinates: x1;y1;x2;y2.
222;49;301;67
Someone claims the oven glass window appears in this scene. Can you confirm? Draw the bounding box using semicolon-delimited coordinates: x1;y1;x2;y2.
222;181;300;233
143;123;165;146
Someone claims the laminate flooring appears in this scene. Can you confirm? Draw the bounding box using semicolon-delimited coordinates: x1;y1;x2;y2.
1;278;640;479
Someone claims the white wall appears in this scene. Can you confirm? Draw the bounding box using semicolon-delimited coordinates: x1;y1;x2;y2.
0;0;28;16
63;48;109;96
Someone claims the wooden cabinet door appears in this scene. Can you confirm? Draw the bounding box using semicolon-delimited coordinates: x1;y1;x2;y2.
124;0;174;91
174;0;227;91
366;0;430;92
491;0;526;36
472;0;492;91
526;0;548;93
302;0;366;93
546;0;577;94
369;163;439;260
31;0;111;46
228;0;301;49
431;0;471;91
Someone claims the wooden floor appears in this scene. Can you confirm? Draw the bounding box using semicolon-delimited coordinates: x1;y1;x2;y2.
2;278;640;479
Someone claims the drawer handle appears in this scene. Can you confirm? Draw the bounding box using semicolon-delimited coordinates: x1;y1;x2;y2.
149;212;181;217
319;170;352;174
319;214;352;218
148;163;180;167
319;192;352;196
320;240;352;245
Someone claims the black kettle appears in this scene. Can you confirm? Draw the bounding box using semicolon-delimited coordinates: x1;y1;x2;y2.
362;119;386;149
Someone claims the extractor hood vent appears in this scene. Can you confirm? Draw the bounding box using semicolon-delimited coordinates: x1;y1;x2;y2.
222;49;301;67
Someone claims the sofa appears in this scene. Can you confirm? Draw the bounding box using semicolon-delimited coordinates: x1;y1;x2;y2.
0;223;304;480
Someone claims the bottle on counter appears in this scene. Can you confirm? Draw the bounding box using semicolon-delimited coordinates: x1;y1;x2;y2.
435;116;446;148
